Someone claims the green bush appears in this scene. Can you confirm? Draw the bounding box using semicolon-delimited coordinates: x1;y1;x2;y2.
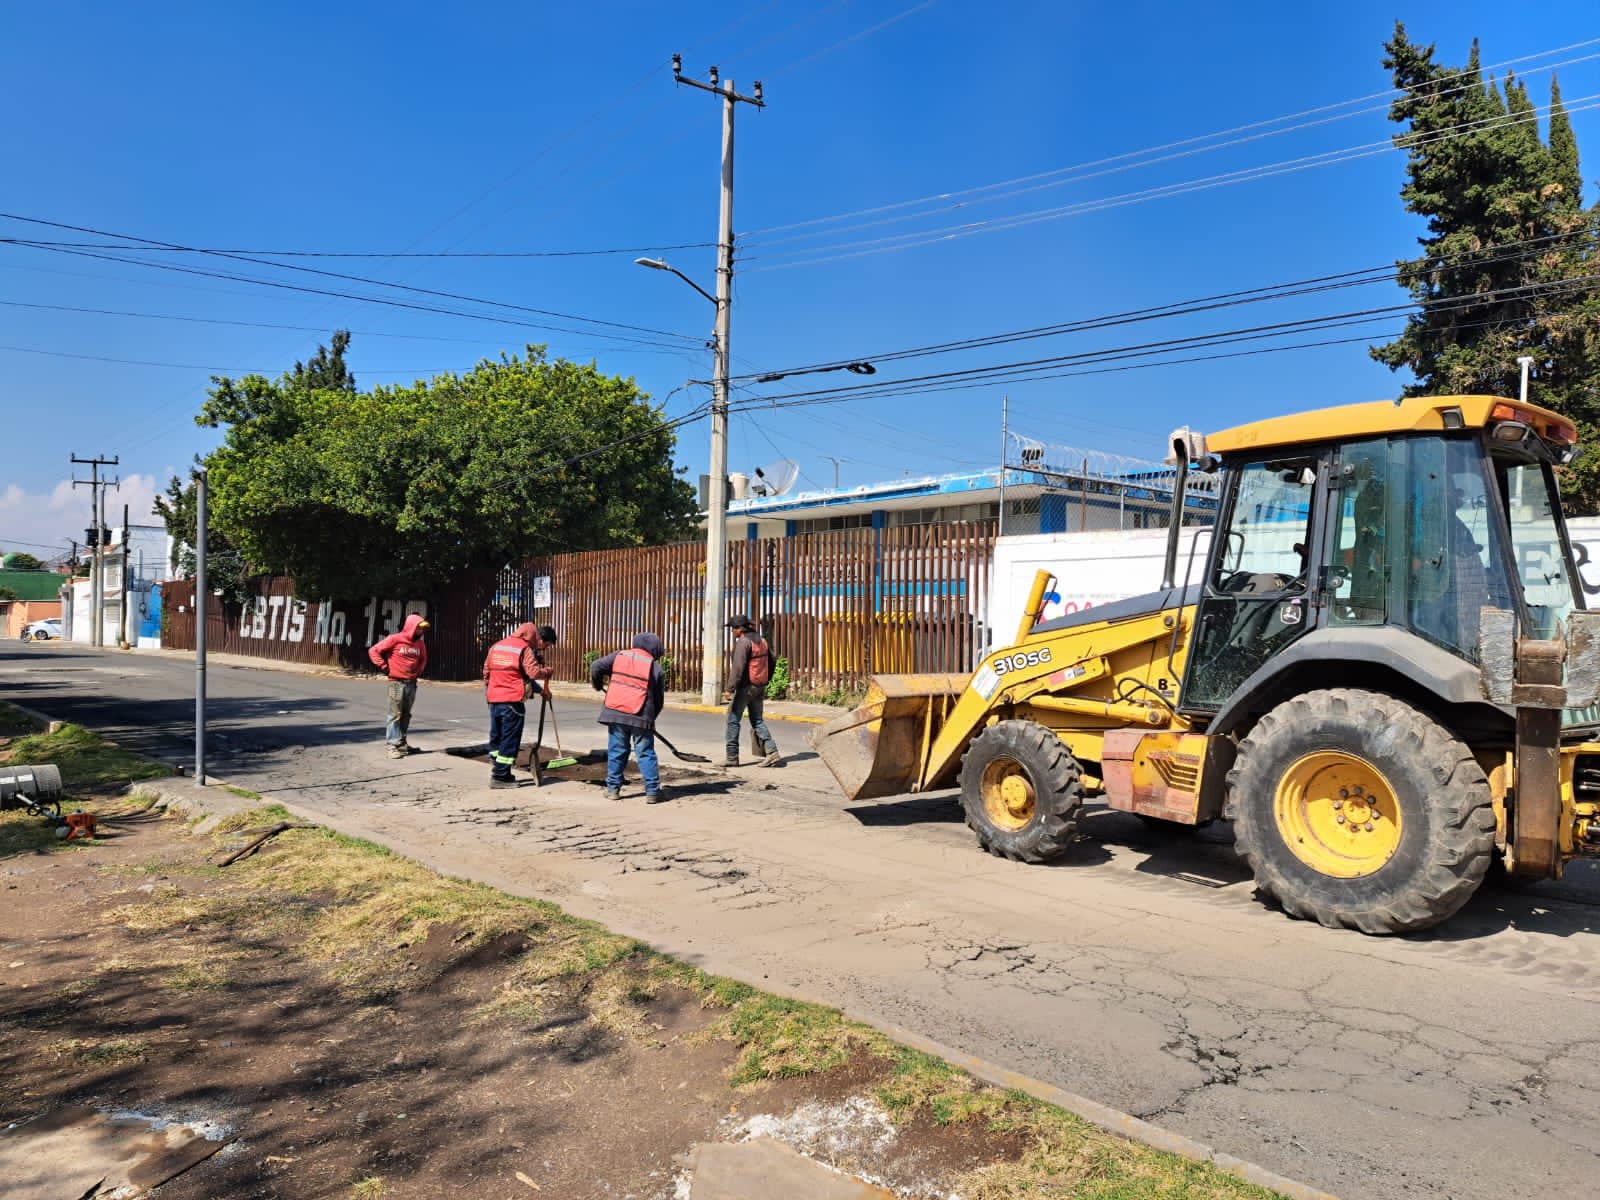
580;650;601;673
765;655;791;700
659;655;674;686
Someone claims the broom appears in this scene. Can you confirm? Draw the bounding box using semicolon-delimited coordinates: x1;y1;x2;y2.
542;692;578;769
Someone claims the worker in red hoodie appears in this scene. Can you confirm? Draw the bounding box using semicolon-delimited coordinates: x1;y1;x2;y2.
482;622;557;787
368;613;430;759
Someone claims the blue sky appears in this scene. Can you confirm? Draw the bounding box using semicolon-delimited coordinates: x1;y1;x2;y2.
3;1;1597;553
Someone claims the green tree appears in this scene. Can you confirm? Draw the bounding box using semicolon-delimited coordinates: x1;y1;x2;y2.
153;470;252;607
291;329;356;393
1371;24;1600;510
2;552;43;570
197;345;699;598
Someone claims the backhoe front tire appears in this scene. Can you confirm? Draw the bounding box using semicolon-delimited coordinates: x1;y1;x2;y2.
1228;688;1495;935
959;720;1082;863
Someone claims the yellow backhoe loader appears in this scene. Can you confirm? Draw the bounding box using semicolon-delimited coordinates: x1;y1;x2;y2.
814;394;1600;934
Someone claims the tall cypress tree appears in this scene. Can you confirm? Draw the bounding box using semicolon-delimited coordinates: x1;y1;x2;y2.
1371;25;1600;510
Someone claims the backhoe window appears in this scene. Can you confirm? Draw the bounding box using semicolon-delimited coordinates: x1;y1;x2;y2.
1501;461;1576;641
1209;459;1315;594
1329;440;1387;625
1406;438;1514;660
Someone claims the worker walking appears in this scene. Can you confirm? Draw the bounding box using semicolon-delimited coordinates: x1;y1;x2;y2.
368;613;430;759
482;622;557;788
723;615;780;768
590;633;668;803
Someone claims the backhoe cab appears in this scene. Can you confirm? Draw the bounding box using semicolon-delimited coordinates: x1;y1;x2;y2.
814;394;1600;934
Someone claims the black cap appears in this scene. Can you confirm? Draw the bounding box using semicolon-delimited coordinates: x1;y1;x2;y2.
728;614;756;631
538;624;558;645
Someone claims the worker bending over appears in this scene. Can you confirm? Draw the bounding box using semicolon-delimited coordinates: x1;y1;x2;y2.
590;633;668;803
482;622;557;788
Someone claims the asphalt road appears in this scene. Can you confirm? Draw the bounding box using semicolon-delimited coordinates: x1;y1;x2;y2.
7;641;1600;1200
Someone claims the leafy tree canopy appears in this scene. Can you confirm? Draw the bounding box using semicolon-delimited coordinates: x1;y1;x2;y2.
153;470;252;607
1372;24;1600;509
1;552;43;570
195;339;699;598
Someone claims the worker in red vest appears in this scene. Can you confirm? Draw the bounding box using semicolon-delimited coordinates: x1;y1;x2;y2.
724;615;779;768
589;632;667;803
481;622;557;788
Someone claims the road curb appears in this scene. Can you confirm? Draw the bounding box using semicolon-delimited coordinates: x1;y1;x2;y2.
870;1020;1338;1200
665;701;828;724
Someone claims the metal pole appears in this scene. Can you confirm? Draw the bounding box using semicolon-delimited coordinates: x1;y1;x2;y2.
119;502;130;648
998;396;1008;537
194;469;207;786
1518;355;1534;403
701;78;737;706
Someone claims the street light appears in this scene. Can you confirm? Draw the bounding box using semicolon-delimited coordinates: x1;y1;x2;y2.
634;257;718;308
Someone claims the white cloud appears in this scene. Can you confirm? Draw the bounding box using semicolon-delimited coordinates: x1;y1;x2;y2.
0;472;167;558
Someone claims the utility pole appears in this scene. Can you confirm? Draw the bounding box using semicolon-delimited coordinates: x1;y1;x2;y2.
673;55;765;706
194;468;208;786
998;397;1009;537
821;456;843;489
70;454;118;648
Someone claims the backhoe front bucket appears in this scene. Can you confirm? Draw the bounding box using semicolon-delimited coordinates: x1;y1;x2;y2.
811;674;966;801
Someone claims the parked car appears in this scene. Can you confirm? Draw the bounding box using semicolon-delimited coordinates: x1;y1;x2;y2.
20;618;63;641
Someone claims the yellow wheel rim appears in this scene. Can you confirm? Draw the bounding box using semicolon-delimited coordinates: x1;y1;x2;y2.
981;759;1036;831
1273;751;1403;878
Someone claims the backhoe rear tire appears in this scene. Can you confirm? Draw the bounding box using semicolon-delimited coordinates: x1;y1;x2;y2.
1227;688;1495;935
959;720;1082;863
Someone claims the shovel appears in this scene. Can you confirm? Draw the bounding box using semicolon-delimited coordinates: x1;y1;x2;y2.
653;729;712;764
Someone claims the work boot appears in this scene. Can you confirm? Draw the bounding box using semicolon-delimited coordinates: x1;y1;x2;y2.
722;755;740;768
602;787;622;802
645;788;667;804
388;744;408;760
490;775;519;789
758;750;782;768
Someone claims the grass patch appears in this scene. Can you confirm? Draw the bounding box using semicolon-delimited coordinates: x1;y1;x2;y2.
2;722;170;793
45;1037;149;1066
223;786;262;800
100;804;1279;1199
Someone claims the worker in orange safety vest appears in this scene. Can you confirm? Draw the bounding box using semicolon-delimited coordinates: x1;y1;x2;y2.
481;622;556;787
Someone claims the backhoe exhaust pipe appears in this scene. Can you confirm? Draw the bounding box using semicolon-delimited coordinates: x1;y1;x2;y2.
1161;433;1191;591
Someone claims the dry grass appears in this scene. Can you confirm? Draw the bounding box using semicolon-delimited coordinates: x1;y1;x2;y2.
90;797;1281;1199
44;1036;150;1066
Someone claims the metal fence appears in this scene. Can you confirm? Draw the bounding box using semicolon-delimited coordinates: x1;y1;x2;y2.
161;519;999;691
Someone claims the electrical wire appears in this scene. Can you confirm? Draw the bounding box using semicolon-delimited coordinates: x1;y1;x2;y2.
742;49;1600;250
0;239;718;259
739;35;1600;240
0;342;445;373
742;93;1600;269
721;274;1600;409
3;239;700;353
731;231;1593;382
0;213;702;343
764;0;939;79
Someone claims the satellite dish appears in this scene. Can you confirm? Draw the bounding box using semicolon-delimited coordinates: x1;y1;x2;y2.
750;458;800;497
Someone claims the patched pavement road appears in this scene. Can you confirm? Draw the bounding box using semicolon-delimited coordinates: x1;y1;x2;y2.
8;642;1600;1200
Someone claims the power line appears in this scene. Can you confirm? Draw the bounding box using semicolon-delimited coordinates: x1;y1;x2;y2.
0;238;717;259
722;274;1600;409
731;230;1590;382
741;91;1600;270
765;0;939;79
3;238;699;352
0;343;448;373
0;212;703;343
738;35;1600;241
